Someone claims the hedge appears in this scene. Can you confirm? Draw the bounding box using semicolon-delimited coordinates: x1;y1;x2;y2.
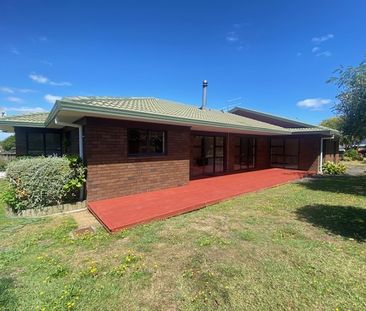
3;156;86;212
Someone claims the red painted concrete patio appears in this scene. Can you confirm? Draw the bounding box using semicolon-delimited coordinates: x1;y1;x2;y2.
88;168;309;232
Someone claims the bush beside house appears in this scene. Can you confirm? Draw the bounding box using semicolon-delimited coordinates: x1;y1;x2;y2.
3;156;86;212
342;148;364;161
322;161;346;175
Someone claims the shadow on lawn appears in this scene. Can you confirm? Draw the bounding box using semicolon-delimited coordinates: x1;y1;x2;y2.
296;205;366;242
0;276;17;309
298;175;366;196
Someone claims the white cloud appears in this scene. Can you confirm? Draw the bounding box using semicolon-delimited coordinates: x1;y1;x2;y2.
29;74;48;84
10;47;20;55
0;86;36;94
49;81;72;86
44;94;62;103
316;50;332;57
18;88;35;93
40;60;53;66
0;87;14;94
296;52;302;57
29;74;71;86
29;74;49;84
311;47;320;53
311;34;334;44
297;98;331;110
5;96;23;103
226;31;239;42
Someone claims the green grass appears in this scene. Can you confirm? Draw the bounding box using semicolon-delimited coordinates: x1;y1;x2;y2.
1;174;366;311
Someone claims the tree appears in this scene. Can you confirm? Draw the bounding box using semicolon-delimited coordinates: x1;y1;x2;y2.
319;117;357;148
1;135;15;151
329;59;366;143
319;117;343;130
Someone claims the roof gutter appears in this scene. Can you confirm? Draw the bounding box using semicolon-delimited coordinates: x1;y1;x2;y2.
54;117;84;160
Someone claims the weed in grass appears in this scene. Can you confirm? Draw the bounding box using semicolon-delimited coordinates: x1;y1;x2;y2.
110;250;142;276
273;225;305;240
34;254;68;279
233;229;257;241
195;234;230;247
129;223;162;251
181;253;231;310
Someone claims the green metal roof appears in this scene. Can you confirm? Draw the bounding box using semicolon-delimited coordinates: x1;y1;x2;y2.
0;96;337;136
0;112;48;129
50;96;290;134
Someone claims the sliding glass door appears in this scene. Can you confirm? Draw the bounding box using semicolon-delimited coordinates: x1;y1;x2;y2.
191;135;225;178
234;137;256;170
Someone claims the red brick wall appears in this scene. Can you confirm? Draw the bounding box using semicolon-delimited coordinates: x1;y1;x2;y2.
323;139;340;163
298;136;321;172
84;118;190;201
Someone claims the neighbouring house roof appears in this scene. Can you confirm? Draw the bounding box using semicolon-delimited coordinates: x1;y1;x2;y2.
0;96;338;136
0;112;49;131
229;106;316;128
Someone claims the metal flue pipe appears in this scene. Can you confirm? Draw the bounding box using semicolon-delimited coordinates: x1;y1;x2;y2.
201;80;208;110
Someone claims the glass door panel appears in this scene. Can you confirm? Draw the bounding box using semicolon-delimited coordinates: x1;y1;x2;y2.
191;135;225;177
203;136;214;175
234;137;256;170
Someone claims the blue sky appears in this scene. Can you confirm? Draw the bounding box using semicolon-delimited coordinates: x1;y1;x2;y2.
1;0;365;139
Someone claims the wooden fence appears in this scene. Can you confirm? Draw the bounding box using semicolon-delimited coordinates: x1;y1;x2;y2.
0;153;16;162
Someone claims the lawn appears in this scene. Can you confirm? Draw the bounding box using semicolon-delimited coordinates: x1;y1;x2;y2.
1;174;366;311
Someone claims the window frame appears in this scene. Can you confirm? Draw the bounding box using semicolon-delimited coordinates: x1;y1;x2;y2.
270;137;299;169
26;131;62;156
127;128;167;157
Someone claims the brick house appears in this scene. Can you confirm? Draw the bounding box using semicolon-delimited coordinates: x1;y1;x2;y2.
0;96;339;201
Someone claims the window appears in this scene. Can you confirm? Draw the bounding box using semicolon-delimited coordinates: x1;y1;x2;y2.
27;132;62;156
270;138;299;169
27;133;44;156
128;129;165;156
45;133;62;155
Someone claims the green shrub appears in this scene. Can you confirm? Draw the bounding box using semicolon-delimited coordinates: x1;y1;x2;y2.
1;135;15;151
63;155;86;201
343;148;363;161
322;161;346;175
0;157;7;171
5;156;86;211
